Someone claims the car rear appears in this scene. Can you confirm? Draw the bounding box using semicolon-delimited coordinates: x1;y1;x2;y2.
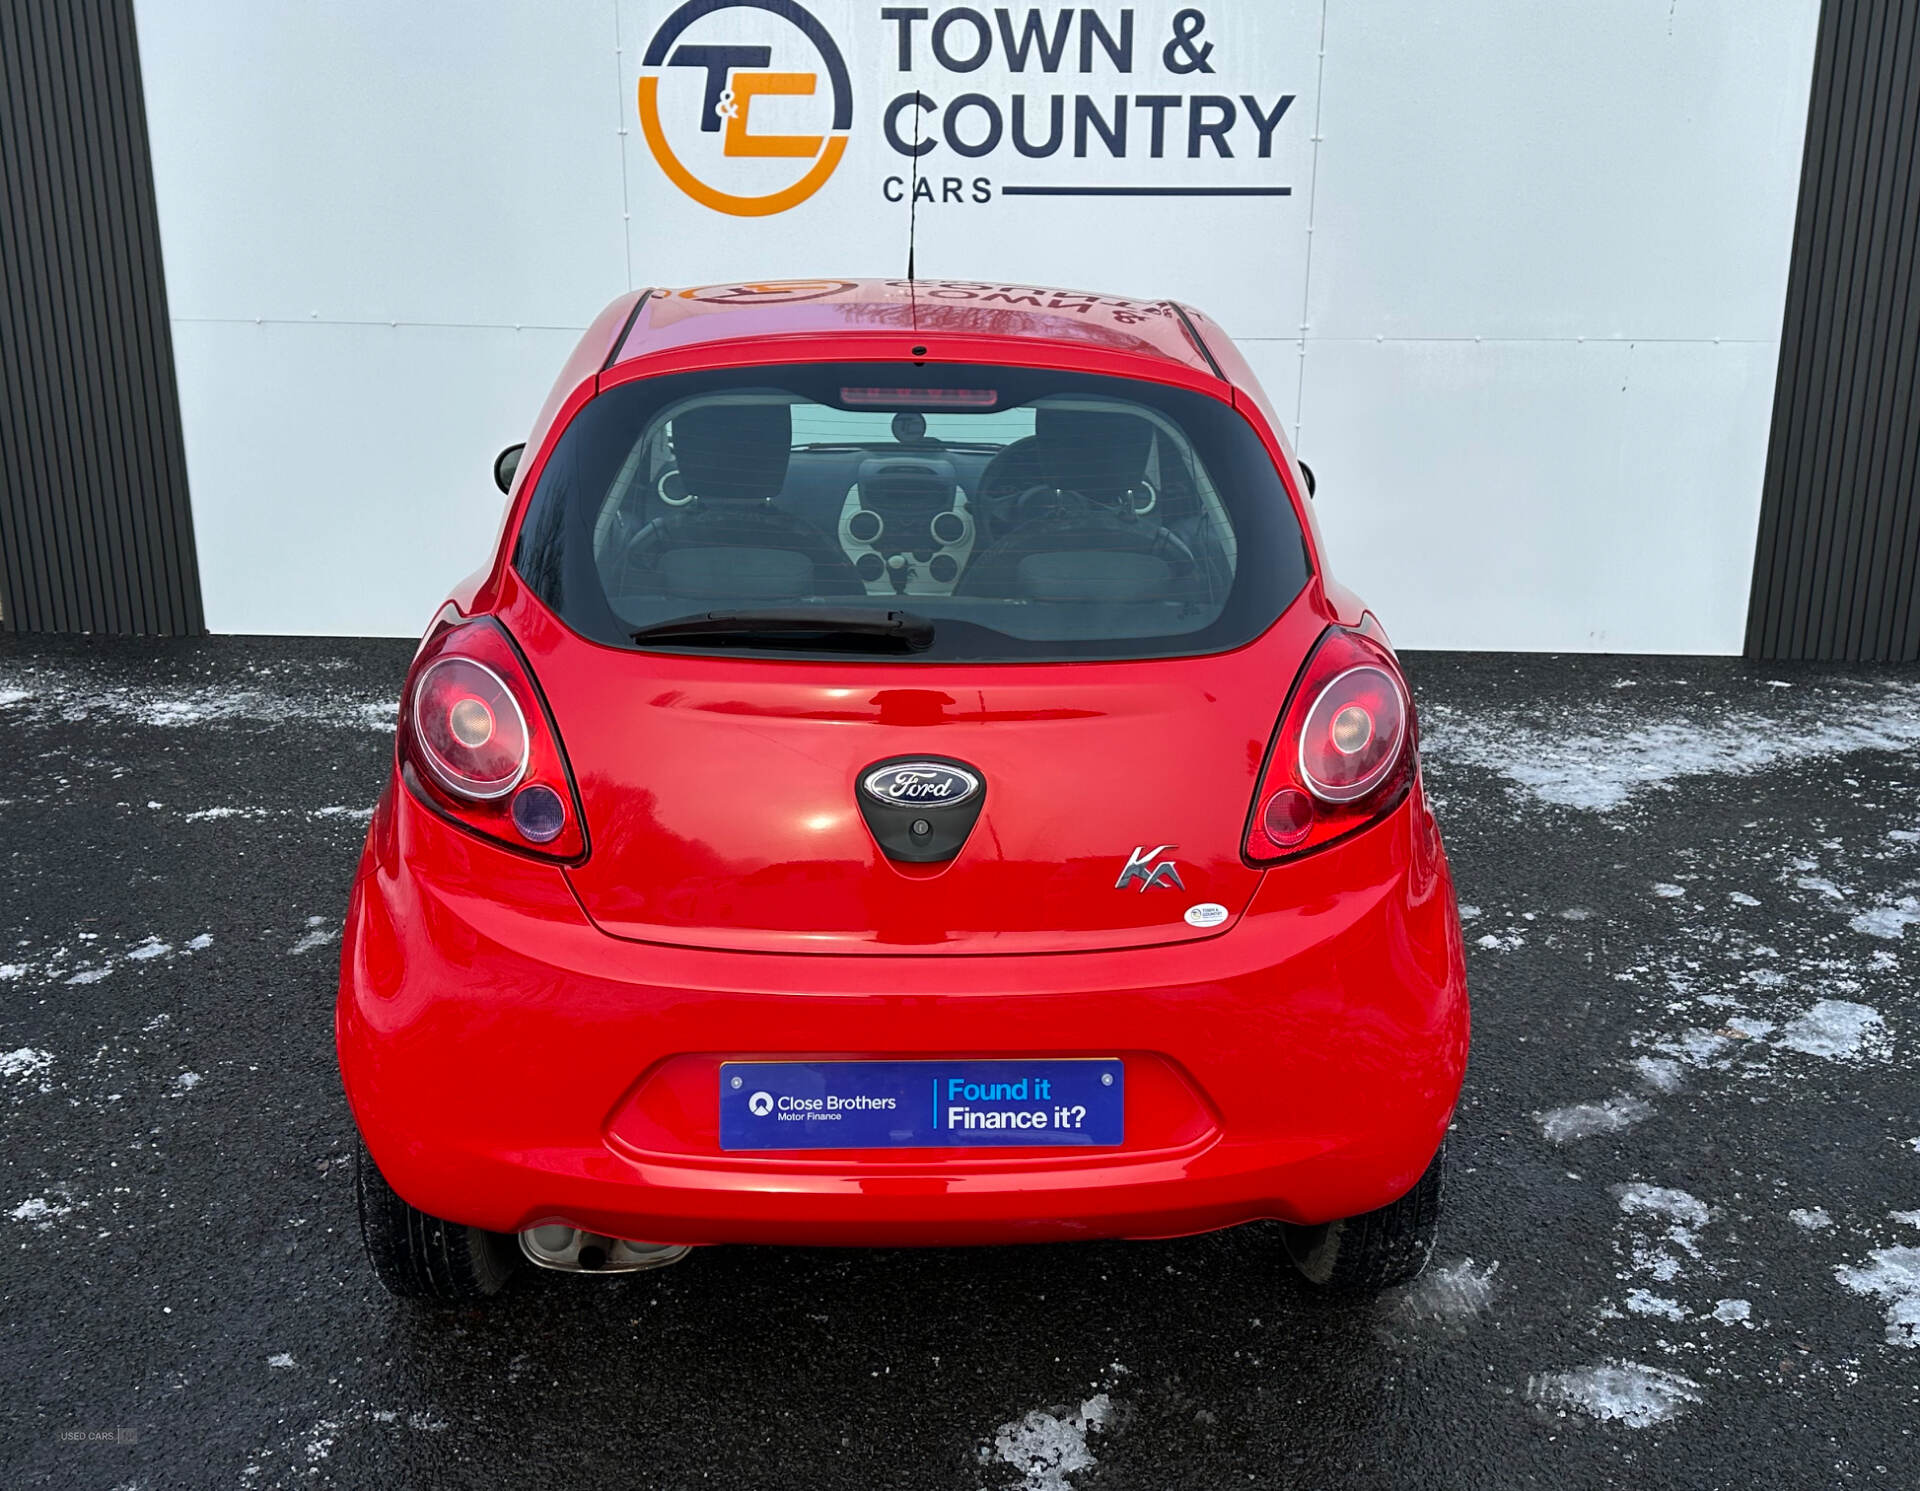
337;328;1469;1275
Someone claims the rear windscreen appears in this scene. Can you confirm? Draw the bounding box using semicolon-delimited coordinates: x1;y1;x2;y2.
512;362;1310;662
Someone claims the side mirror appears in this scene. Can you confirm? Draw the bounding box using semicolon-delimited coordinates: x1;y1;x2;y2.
493;443;525;495
1298;460;1316;498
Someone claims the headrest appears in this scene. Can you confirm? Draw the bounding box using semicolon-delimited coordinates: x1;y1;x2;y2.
673;403;791;500
1035;407;1153;498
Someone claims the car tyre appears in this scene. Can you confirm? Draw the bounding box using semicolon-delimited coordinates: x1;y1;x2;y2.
1281;1140;1445;1291
354;1137;520;1302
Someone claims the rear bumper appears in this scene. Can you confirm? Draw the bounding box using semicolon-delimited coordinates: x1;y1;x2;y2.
336;779;1469;1247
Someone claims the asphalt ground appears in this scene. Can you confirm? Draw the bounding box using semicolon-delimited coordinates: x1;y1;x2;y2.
1;636;1917;1490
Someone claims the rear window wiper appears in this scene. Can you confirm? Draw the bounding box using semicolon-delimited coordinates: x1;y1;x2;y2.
631;608;936;653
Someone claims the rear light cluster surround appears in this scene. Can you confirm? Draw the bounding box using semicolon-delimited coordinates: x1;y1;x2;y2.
397;610;589;862
1243;621;1418;865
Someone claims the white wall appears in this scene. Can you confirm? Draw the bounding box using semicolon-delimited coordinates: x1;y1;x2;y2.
136;0;1819;649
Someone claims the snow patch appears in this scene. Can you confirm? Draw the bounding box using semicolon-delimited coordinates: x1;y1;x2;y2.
174;1072;201;1092
1835;1246;1920;1349
0;667;397;734
1729;891;1761;907
1528;1361;1702;1428
11;1197;69;1228
185;804;372;825
1654;1029;1731;1067
305;1418;339;1463
1632;1056;1684;1094
1616;1184;1708;1228
1614;1183;1709;1284
1624;1289;1686;1320
268;1353;297;1369
0;1048;54;1080
1789;1207;1832;1231
1420;681;1920;813
1393;1258;1498;1323
1653;883;1686;899
42;928;206;987
1851;896;1920;940
1539;1095;1652;1142
1776;1000;1888;1061
981;1395;1115;1491
1711;1299;1752;1325
289;917;338;956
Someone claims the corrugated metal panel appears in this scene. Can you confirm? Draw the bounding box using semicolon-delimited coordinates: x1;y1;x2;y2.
1749;0;1920;662
0;0;201;635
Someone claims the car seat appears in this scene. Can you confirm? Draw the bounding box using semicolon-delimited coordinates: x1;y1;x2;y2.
959;407;1201;604
646;403;863;600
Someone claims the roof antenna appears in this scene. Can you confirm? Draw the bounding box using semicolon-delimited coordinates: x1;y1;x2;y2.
906;94;921;282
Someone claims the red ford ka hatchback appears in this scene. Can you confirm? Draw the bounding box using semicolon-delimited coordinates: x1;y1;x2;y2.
337;278;1469;1302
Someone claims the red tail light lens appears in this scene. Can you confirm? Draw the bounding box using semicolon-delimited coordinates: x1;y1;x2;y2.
412;658;528;799
1298;664;1407;803
1244;624;1416;864
397;614;586;861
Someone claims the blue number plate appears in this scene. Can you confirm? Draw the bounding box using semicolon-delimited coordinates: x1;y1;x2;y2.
718;1060;1124;1151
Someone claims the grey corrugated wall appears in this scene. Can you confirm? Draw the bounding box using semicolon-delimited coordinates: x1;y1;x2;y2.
0;0;202;635
1748;0;1920;663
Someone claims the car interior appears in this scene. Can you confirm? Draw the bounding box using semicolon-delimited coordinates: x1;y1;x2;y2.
588;389;1240;642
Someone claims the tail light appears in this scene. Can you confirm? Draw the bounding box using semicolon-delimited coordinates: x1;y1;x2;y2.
1244;622;1416;864
397;613;587;861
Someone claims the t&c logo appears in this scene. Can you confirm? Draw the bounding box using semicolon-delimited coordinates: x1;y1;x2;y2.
680;279;858;303
637;0;853;217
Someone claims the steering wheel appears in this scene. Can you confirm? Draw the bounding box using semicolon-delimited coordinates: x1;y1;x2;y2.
974;438;1045;526
979;439;1163;523
1013;481;1160;525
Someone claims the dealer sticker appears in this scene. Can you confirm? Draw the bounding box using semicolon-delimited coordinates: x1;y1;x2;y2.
718;1059;1123;1150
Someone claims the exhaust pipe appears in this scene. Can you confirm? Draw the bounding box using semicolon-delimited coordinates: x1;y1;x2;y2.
519;1224;691;1274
